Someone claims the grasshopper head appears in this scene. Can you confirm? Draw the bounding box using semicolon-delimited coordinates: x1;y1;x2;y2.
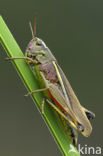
25;37;46;57
25;20;56;65
25;37;56;64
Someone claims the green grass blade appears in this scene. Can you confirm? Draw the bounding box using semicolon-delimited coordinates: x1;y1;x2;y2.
0;16;80;156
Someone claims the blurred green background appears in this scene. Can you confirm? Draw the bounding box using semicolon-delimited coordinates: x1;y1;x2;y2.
0;0;102;156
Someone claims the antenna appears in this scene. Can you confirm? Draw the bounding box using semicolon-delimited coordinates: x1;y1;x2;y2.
29;22;35;39
34;14;37;37
29;14;37;39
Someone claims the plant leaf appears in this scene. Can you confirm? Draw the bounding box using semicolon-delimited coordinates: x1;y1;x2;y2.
0;16;80;156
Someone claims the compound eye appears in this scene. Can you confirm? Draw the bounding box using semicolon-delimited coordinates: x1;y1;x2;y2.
36;41;41;46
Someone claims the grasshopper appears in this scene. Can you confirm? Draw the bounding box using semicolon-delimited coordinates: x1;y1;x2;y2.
6;17;95;145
